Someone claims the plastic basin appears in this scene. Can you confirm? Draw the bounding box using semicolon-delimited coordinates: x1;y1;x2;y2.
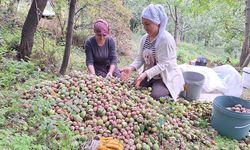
242;67;250;89
211;96;250;140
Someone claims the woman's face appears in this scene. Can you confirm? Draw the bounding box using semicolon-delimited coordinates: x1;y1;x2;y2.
95;33;106;44
142;18;159;37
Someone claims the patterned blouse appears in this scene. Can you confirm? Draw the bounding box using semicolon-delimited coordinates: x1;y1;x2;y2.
142;36;161;79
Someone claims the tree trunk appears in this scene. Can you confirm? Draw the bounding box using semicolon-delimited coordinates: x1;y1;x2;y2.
179;15;186;42
181;34;185;42
59;0;76;75
240;0;250;67
242;53;250;67
174;6;178;43
17;0;48;60
204;33;210;46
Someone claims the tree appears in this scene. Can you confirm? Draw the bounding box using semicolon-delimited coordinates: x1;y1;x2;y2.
166;2;179;43
59;0;76;75
17;0;48;60
240;0;250;67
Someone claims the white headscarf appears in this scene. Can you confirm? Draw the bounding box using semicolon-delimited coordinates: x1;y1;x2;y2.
141;4;168;47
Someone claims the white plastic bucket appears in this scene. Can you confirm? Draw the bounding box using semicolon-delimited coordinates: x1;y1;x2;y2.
242;67;250;89
183;71;205;101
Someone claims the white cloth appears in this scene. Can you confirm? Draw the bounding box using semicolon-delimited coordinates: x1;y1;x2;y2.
130;31;185;101
213;64;243;97
141;4;168;47
179;64;226;93
179;64;243;102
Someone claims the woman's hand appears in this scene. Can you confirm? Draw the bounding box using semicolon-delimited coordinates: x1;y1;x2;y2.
108;64;115;78
87;65;96;75
133;72;147;88
106;72;113;77
120;66;134;81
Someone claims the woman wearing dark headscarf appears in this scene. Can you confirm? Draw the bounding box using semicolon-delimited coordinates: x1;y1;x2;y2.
85;19;120;78
121;4;184;101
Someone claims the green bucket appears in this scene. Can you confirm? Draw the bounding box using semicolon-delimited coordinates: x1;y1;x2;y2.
211;96;250;140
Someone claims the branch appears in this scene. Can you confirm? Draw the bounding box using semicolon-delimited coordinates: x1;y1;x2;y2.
174;6;178;23
179;24;192;32
74;4;91;26
49;0;65;37
74;23;92;30
75;4;89;16
166;1;176;22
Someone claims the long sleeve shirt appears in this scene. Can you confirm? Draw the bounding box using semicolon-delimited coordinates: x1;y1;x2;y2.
85;36;118;67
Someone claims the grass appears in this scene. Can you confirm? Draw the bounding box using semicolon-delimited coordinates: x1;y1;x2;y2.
215;136;241;150
68;47;87;73
0;57;57;90
177;42;239;66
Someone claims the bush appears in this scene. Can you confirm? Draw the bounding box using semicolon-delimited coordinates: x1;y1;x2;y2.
176;42;239;66
31;31;64;73
72;30;89;48
0;59;36;89
0;27;21;56
177;42;201;64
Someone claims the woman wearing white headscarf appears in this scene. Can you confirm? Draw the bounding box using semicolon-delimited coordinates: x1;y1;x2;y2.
121;4;184;101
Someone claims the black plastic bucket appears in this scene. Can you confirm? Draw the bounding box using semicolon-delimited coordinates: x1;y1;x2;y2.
211;96;250;140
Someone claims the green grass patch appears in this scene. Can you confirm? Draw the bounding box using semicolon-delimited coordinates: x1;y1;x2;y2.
0;58;56;90
0;26;21;57
214;135;241;149
177;42;239;66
